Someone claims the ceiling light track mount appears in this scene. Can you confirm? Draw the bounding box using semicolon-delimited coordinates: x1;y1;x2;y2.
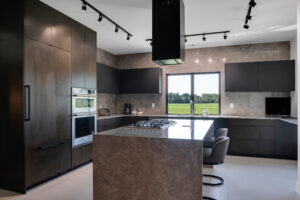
244;0;256;29
146;30;230;45
81;0;133;40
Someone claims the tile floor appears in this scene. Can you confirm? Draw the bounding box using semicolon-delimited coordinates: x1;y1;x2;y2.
0;156;299;200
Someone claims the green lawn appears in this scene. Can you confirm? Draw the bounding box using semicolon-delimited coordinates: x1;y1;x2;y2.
168;103;219;115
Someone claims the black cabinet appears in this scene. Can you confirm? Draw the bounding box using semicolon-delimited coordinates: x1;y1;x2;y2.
225;62;259;92
225;60;295;92
275;120;297;159
120;68;162;94
258;60;295;92
97;64;120;94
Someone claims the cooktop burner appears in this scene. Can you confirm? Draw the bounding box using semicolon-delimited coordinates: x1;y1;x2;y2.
129;119;177;129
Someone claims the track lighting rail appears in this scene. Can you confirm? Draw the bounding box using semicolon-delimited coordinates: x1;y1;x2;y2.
81;0;133;39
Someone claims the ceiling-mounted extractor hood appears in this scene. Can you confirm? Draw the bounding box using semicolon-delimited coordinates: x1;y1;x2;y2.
152;0;185;66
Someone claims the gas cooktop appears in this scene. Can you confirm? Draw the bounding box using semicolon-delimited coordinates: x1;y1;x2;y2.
129;119;177;129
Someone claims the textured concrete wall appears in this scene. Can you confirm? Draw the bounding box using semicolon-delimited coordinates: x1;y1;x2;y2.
291;37;298;118
97;42;292;116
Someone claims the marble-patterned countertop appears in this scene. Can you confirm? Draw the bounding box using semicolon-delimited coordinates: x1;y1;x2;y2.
96;119;214;140
97;114;298;125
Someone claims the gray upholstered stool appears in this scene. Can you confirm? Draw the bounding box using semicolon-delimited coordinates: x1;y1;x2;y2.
203;128;228;148
202;136;230;200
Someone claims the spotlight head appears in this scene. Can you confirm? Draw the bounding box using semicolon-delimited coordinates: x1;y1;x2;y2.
244;24;249;29
98;14;103;22
115;26;119;33
224;34;227;40
249;0;256;7
82;2;87;12
202;35;206;41
150;42;153;46
246;15;252;20
185;38;187;43
127;34;131;41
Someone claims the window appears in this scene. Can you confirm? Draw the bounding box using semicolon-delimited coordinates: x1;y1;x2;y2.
167;73;220;115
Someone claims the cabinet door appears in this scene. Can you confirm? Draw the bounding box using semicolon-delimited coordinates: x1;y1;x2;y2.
71;22;85;88
84;29;97;89
275;121;297;159
52;10;72;51
97;64;120;94
25;0;52;44
24;39;71;187
258;60;295;91
72;143;92;168
120;68;162;94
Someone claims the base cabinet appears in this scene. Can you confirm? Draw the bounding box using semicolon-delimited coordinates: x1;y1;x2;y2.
72;144;93;168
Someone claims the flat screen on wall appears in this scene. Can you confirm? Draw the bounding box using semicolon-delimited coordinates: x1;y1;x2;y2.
265;97;291;117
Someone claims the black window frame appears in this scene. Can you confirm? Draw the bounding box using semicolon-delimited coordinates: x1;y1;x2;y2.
166;72;221;115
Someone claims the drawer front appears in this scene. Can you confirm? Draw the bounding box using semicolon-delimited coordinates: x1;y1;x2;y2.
26;141;71;187
229;139;258;155
260;126;275;140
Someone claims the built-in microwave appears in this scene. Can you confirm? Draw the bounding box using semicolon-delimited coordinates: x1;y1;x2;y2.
72;88;97;115
72;115;97;147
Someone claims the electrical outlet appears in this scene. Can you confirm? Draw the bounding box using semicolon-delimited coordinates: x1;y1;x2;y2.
152;103;155;108
230;103;234;109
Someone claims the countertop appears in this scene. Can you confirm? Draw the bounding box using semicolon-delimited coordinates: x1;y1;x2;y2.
97;114;298;125
96;119;214;140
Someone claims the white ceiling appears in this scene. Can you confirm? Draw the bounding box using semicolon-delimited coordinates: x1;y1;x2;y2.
41;0;297;55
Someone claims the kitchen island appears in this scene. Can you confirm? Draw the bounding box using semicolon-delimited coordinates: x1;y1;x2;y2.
93;119;214;200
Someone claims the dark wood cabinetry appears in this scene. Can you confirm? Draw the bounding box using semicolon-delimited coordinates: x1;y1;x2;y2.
97;64;120;94
72;144;93;168
52;10;72;51
0;0;96;193
71;21;97;89
24;39;71;187
120;68;162;94
225;60;295;92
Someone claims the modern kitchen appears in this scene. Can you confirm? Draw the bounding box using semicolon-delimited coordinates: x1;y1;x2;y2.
0;0;299;200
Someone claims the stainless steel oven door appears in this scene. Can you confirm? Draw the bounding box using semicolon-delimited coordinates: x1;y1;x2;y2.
72;115;97;148
72;96;97;115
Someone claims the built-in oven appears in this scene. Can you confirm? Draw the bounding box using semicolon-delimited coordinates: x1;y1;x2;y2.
72;114;97;147
72;88;97;147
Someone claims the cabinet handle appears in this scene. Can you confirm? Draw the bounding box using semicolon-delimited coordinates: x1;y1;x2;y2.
37;141;66;151
24;85;31;121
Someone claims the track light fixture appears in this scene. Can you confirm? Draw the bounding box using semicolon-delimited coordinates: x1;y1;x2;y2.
81;0;133;40
146;30;230;46
249;0;256;7
244;24;249;29
98;14;103;22
243;0;257;29
224;33;227;40
82;2;87;12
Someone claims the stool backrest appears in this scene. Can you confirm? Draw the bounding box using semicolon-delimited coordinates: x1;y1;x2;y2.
211;136;230;164
216;128;228;138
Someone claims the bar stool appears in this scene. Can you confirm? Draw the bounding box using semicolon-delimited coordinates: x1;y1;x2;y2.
202;136;230;200
203;128;228;148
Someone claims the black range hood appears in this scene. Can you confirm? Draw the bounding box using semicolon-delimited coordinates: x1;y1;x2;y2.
152;0;185;66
